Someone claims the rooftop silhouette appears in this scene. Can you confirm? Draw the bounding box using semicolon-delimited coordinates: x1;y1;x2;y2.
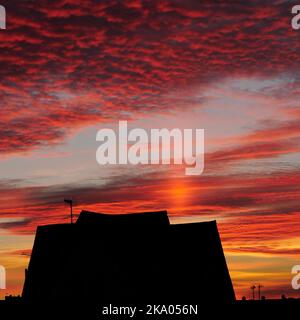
22;210;235;304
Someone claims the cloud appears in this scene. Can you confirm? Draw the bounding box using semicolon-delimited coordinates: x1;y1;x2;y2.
0;0;299;154
0;163;299;243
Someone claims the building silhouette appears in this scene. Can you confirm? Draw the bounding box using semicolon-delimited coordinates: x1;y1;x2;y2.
22;210;235;304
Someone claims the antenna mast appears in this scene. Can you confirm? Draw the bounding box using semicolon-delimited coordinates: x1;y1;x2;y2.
258;284;263;300
250;285;256;300
64;199;73;224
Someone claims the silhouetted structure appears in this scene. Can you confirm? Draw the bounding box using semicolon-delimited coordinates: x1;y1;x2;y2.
64;199;74;224
22;210;235;305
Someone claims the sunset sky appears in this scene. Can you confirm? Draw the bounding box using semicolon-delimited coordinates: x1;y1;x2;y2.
1;0;300;300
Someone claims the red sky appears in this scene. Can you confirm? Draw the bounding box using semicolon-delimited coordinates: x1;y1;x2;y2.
1;0;300;300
